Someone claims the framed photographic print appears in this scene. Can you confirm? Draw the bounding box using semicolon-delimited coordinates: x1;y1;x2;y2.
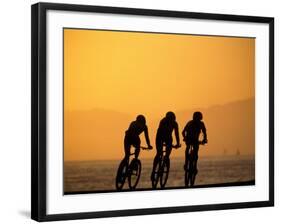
31;2;274;222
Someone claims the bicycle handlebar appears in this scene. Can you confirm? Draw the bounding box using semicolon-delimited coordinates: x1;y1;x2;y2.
183;139;207;145
198;140;207;145
172;144;181;149
140;146;153;150
162;143;182;149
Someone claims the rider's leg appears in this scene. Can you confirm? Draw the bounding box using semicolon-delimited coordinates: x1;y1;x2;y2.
153;150;162;169
123;135;131;162
151;137;163;179
153;140;163;167
165;139;173;160
193;144;199;173
165;145;172;159
134;137;141;159
184;144;191;171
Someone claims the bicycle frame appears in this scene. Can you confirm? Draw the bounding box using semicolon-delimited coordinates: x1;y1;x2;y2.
116;146;152;190
184;141;205;187
151;144;180;189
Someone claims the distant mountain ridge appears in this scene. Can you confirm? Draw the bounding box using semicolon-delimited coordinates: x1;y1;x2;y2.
174;98;255;157
64;98;255;160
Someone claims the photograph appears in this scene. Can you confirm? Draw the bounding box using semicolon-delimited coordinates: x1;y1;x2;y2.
63;28;255;194
31;2;274;221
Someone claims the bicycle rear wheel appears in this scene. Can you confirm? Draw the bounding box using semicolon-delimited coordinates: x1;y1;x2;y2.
186;160;196;187
190;161;197;186
151;160;161;189
160;157;170;188
128;159;141;190
115;159;128;190
184;161;189;187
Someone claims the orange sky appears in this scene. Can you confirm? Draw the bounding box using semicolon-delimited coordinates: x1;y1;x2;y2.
64;29;255;161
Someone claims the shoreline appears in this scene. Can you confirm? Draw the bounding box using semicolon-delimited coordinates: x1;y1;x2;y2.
65;180;255;195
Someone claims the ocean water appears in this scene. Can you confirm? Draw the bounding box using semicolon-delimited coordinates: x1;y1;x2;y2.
64;155;255;193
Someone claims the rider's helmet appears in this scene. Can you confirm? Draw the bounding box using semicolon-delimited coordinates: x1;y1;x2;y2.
166;111;176;122
136;114;146;125
193;111;203;121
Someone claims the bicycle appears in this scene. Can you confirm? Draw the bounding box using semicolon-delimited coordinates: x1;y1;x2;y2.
184;141;206;187
115;146;152;190
151;144;181;189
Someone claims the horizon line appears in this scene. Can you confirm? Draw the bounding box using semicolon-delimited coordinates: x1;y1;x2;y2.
64;154;255;162
64;96;255;113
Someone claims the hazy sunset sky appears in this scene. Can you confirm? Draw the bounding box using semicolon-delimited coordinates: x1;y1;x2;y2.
64;29;255;161
64;29;254;116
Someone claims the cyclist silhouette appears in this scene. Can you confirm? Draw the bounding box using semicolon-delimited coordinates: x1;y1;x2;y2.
124;115;152;162
151;112;181;180
182;111;208;172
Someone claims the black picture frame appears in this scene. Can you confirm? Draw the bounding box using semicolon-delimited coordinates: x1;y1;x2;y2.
31;2;274;222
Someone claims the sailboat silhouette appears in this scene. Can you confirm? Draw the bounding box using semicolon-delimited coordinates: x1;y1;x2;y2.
236;148;240;156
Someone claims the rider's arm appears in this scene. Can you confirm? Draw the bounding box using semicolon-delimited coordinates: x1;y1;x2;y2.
144;125;151;147
182;122;190;139
201;122;207;142
174;122;180;145
182;127;186;138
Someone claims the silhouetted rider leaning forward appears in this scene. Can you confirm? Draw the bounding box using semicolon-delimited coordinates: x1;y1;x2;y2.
151;111;181;182
116;115;153;190
182;111;208;176
124;115;153;162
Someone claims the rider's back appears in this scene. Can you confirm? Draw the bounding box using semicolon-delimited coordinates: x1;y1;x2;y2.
126;121;147;136
157;117;178;139
183;120;206;143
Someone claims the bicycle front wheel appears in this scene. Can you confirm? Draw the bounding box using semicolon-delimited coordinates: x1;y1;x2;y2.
128;159;142;190
116;159;129;190
190;161;197;186
160;157;170;188
184;161;189;187
186;160;196;187
151;160;161;189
